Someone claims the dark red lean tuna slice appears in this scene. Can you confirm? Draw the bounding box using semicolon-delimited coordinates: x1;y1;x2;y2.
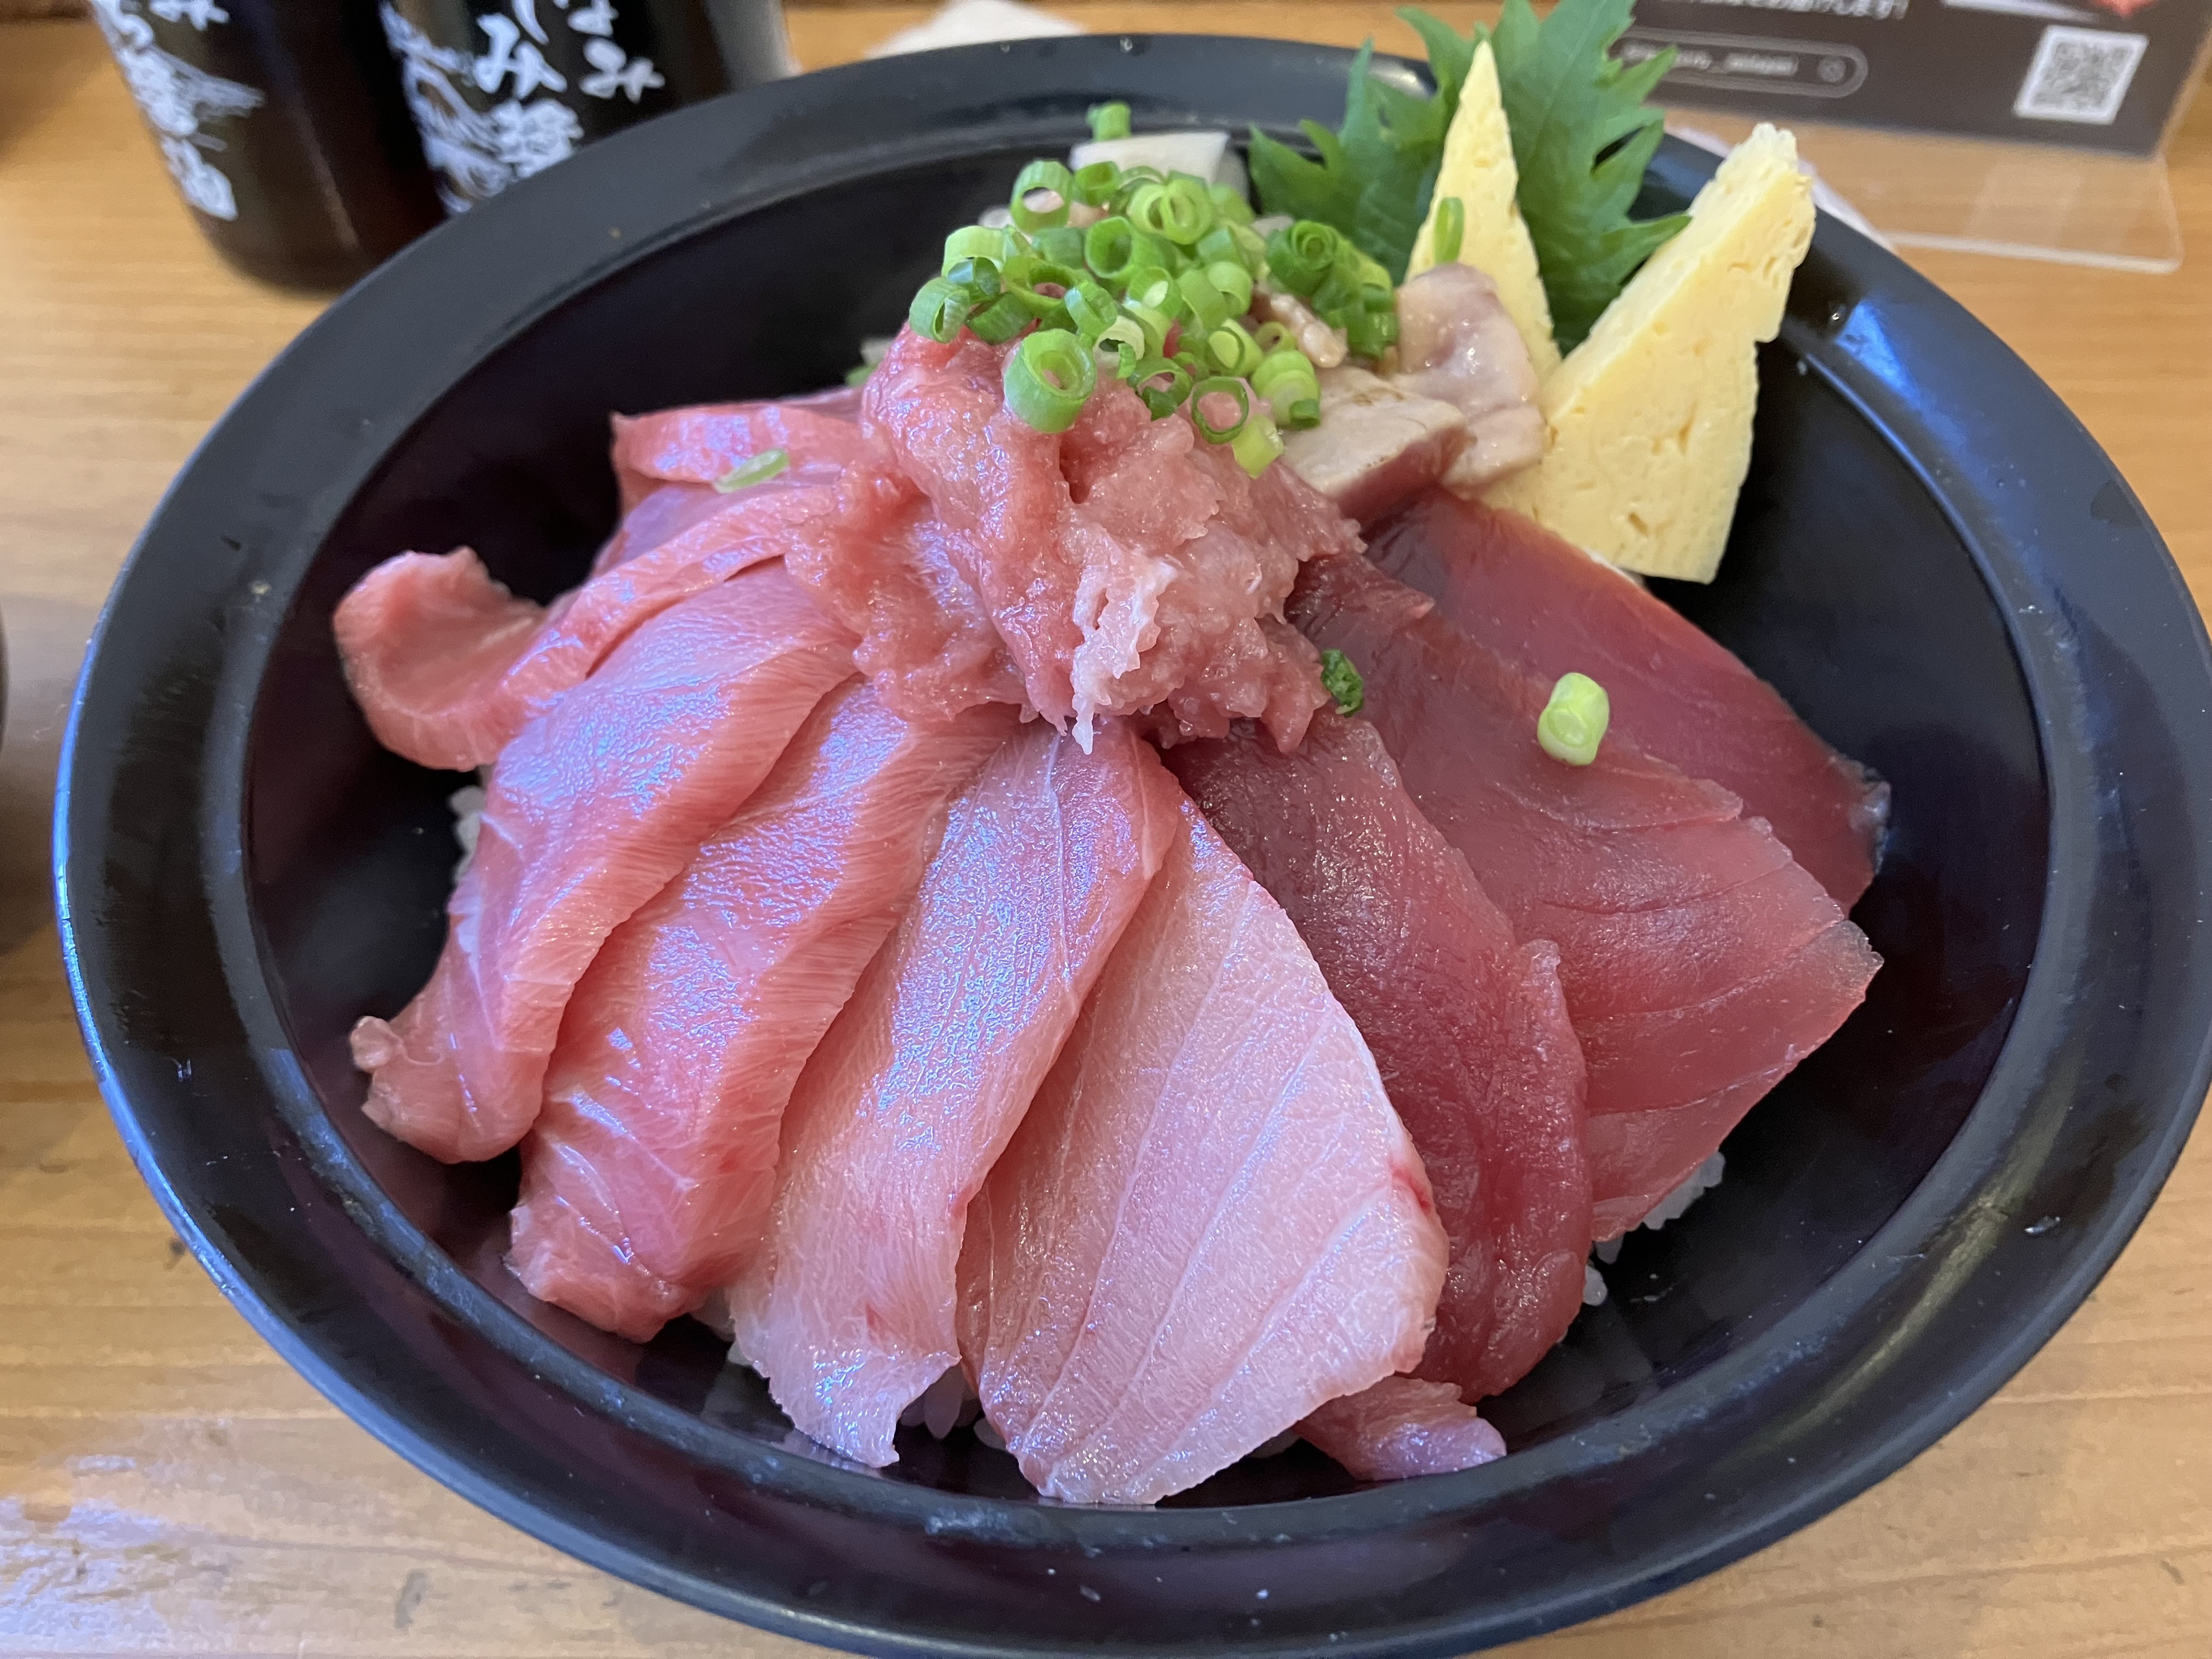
1300;1375;1505;1480
1367;492;1889;908
1290;555;1880;1239
1165;712;1590;1404
726;720;1178;1465
348;565;855;1165
510;684;1014;1341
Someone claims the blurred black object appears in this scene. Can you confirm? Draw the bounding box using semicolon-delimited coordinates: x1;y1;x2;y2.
379;1;793;212
88;0;445;292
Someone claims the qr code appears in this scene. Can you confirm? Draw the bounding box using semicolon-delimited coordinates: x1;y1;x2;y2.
2013;27;2148;125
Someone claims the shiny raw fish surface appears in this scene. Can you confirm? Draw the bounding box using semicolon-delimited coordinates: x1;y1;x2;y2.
348;566;856;1164
957;794;1448;1506
1291;553;1878;1238
727;720;1180;1465
510;682;1013;1340
1368;493;1889;907
1168;712;1592;1404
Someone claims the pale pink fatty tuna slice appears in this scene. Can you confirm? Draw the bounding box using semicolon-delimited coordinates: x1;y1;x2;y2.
956;793;1448;1506
1291;555;1880;1239
332;548;548;773
726;720;1180;1464
1300;1376;1505;1480
509;684;1013;1341
608;396;874;516
1367;493;1889;909
839;328;1347;745
1166;712;1591;1406
348;566;855;1165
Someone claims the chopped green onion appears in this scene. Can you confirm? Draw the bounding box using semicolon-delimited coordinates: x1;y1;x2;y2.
1266;220;1341;296
1205;258;1254;316
1204;319;1263;379
1082;216;1143;283
1176;264;1240;331
943;224;1014;274
1198;222;1267;277
1537;673;1610;766
1093;316;1149;376
1433;196;1465;267
1252;347;1320;428
1130;356;1191;419
1087;100;1132;142
1253;319;1295;355
1231;410;1283;477
1003;328;1096;433
844;361;874;388
1209;182;1255;227
1319;649;1363;715
714;448;789;493
1128;178;1211;245
1344;303;1398;360
1002;253;1085;318
1071;159;1121;208
1127;269;1184;319
1064;280;1120;342
967;292;1031;345
1122;301;1174;357
909;277;977;342
1188;375;1251;443
1032;224;1086;267
943;255;1003;300
1009;159;1075;233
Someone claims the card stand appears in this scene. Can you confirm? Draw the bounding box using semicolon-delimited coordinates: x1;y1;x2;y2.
1666;111;2185;274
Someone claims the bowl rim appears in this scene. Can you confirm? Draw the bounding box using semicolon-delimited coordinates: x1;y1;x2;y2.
55;33;2212;1658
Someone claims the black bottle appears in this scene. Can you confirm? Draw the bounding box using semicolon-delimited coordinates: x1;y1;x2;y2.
378;1;793;212
89;0;447;292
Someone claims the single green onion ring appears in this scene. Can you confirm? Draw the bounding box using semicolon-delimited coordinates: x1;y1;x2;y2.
1087;100;1132;142
1205;258;1254;317
1205;320;1264;379
966;292;1031;345
1433;195;1465;266
1209;182;1255;227
1031;224;1087;268
1266;219;1341;296
1064;280;1120;343
1009;159;1075;233
1230;410;1283;478
1252;319;1295;355
1003;328;1097;433
1318;649;1364;715
1188;375;1251;443
1122;302;1175;357
1537;673;1611;766
943;256;1003;300
1071;159;1121;208
1129;355;1191;419
1128;178;1211;246
1002;253;1086;318
715;447;789;493
1093;317;1149;377
909;277;977;343
942;223;1011;274
1251;347;1320;427
1175;265;1235;332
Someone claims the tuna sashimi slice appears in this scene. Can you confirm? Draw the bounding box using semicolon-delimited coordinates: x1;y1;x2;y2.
1300;1376;1505;1481
956;793;1448;1506
333;548;548;773
1291;554;1880;1238
609;396;874;516
509;684;1013;1340
726;721;1180;1464
1367;492;1889;907
1166;712;1591;1403
349;565;855;1165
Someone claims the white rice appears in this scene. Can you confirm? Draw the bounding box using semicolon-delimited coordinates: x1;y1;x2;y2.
1581;1153;1728;1308
448;770;490;879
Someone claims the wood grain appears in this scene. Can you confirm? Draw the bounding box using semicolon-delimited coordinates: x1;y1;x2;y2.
1;12;2206;1657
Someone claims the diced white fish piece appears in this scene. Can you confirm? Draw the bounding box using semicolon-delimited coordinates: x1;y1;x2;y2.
1391;263;1545;494
1279;366;1464;528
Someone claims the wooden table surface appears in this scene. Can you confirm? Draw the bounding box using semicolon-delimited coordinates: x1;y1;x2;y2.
2;8;2207;1656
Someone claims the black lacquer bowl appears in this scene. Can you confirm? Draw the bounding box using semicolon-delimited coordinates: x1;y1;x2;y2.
56;35;2212;1658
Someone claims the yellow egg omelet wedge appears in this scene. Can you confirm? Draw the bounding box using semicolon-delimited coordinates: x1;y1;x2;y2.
1408;39;1560;380
1486;123;1814;584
